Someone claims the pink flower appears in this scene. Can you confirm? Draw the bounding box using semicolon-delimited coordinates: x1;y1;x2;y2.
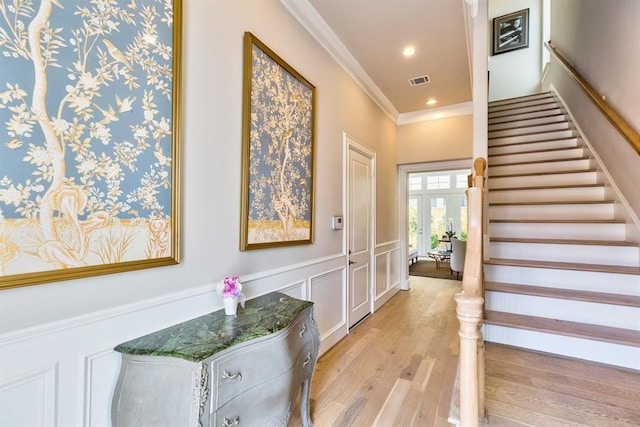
217;276;246;308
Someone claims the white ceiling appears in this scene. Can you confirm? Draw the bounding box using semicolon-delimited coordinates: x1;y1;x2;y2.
281;0;473;124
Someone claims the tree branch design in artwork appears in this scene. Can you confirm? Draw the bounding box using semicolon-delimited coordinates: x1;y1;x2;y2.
0;0;176;279
247;43;313;245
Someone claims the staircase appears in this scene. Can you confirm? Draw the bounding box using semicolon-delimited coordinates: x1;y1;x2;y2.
483;92;640;370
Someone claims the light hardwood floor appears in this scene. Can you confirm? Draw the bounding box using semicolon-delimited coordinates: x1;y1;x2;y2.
290;276;640;426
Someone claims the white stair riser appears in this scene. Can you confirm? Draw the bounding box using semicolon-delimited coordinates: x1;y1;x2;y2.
489;148;587;165
488;138;580;155
488;186;605;203
489;100;557;114
489;222;627;241
485;292;640;330
488;122;571;139
488;108;565;125
490;158;592;176
482;325;640;370
490;129;576;146
489;171;603;189
484;264;640;295
489;241;639;267
489;203;614;220
488;114;568;131
489;93;554;108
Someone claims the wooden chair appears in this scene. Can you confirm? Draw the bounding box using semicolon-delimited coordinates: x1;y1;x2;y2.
450;237;467;280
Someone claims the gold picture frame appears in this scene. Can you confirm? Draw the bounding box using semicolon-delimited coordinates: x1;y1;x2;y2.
0;0;182;289
240;32;315;250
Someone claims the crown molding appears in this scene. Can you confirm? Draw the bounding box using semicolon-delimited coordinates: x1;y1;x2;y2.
280;0;399;122
281;0;474;126
397;102;473;126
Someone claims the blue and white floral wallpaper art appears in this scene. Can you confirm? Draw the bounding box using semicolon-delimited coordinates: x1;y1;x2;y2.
241;33;315;250
0;0;180;288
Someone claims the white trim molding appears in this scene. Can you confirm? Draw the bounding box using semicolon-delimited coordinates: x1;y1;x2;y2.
397;102;473;126
465;0;479;17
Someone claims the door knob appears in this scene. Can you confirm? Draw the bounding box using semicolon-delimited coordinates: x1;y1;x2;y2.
349;260;356;265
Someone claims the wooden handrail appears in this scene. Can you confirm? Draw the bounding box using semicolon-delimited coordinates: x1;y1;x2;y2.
546;41;640;156
456;157;487;426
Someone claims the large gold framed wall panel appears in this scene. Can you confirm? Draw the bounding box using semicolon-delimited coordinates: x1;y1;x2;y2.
240;32;316;250
0;0;182;289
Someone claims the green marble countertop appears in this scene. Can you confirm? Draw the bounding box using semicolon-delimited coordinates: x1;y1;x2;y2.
114;292;313;362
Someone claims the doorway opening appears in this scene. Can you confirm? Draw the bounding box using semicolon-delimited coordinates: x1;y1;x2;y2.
398;159;472;289
408;169;469;257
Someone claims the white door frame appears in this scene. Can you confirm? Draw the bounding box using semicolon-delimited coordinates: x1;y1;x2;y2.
398;159;472;289
344;132;376;326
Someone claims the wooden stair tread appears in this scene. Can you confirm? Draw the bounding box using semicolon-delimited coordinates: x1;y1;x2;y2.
488;101;558;113
489;146;583;158
489;169;599;178
488;122;571;135
484;310;640;347
488;113;566;127
486;258;640;275
489;156;591;167
489;219;626;224
489;200;615;206
488;135;578;148
489;183;604;191
488;128;576;140
490;237;639;247
488;92;553;105
488;113;567;128
485;281;640;308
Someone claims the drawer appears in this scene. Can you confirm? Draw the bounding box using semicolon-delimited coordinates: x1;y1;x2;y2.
211;341;315;427
210;309;314;409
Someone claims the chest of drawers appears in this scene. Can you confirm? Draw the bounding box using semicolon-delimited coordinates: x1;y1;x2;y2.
111;292;319;427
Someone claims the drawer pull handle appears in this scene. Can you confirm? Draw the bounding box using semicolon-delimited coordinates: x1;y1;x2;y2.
222;370;242;381
223;416;239;426
302;352;312;368
299;323;307;337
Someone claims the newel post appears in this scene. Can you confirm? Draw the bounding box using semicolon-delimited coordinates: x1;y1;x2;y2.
455;294;484;426
456;157;486;426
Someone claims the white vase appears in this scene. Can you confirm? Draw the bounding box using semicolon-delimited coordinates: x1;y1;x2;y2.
223;296;238;316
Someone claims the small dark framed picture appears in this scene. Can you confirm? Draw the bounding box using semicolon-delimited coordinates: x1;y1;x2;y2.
492;8;529;55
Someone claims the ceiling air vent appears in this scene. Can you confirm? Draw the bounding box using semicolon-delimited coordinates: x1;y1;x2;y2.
408;74;431;86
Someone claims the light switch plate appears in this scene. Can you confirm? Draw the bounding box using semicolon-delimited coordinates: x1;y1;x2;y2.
331;216;343;230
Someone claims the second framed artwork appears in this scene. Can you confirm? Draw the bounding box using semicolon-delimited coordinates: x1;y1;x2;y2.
492;8;530;55
240;32;316;250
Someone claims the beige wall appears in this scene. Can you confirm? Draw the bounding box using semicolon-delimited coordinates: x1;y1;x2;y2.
396;115;473;165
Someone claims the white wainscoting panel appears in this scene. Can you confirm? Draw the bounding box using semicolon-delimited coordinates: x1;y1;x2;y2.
374;242;402;310
84;349;121;427
280;280;307;300
0;364;57;427
309;267;347;354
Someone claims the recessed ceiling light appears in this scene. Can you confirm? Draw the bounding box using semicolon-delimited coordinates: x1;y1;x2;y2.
426;99;438;106
403;46;416;57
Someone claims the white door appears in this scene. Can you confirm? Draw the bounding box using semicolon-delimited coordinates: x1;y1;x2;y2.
428;196;448;250
408;195;425;255
347;140;374;328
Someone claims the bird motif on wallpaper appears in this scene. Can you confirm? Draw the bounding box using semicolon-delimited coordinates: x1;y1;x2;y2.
103;39;132;70
93;103;119;124
116;95;136;113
